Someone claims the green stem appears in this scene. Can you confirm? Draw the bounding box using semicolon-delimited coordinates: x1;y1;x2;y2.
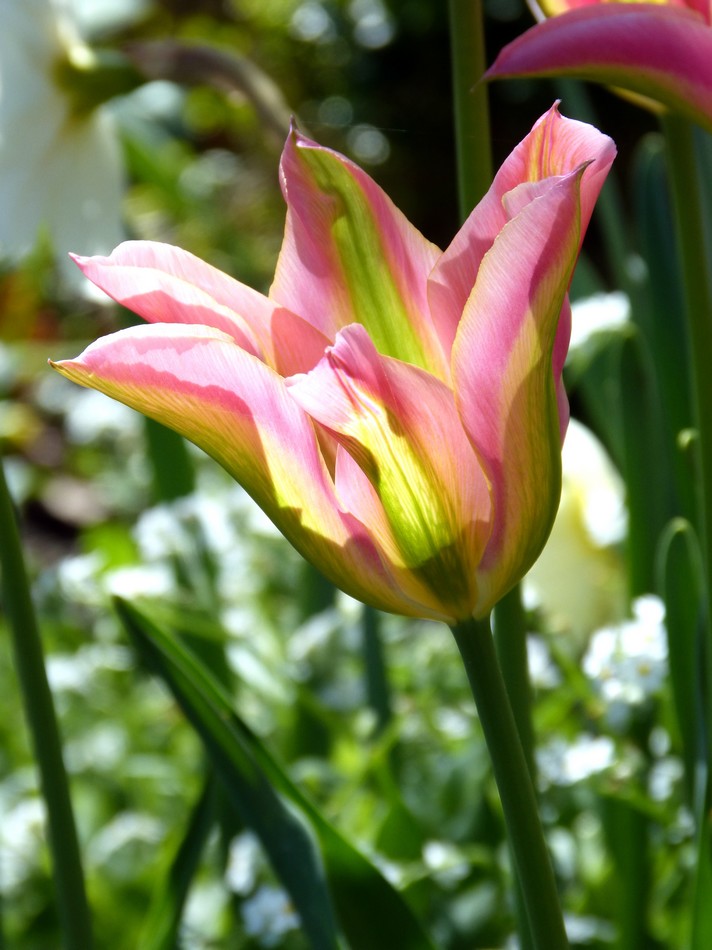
493;585;535;779
451;616;568;950
492;590;537;947
447;0;492;218
0;459;93;950
661;115;712;764
362;605;392;736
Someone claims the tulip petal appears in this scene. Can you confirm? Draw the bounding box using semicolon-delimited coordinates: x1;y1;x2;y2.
453;166;586;613
71;241;329;376
486;6;712;133
288;324;492;619
270;128;450;379
50;324;448;620
428;104;615;353
531;0;709;18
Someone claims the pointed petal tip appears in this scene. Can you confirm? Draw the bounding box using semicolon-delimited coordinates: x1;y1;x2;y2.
69;251;91;269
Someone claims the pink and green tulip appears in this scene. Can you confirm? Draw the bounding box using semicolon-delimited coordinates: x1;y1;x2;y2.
51;105;614;624
488;2;712;132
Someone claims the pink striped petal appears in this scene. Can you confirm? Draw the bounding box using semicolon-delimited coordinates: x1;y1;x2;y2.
270;127;450;380
288;324;492;620
71;241;328;377
452;165;587;613
531;0;709;23
486;6;712;133
428;104;615;354
50;324;448;619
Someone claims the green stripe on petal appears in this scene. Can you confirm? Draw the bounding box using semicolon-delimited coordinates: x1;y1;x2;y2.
272;129;449;379
288;325;491;620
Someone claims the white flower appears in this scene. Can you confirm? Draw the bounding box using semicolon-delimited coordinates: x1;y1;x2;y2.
0;0;124;287
241;885;301;947
537;734;616;787
583;595;668;727
569;291;630;353
525;419;627;646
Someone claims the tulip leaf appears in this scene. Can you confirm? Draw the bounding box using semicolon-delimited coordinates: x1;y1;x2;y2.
138;776;218;950
656;519;705;806
115;597;341;950
617;327;669;595
115;597;436;950
632;134;695;521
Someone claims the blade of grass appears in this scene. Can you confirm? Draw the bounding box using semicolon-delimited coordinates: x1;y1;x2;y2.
115;597;435;950
0;457;93;950
115;598;341;950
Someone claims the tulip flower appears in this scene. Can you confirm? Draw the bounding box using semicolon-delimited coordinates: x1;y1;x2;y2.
487;1;712;133
51;104;614;624
0;0;125;286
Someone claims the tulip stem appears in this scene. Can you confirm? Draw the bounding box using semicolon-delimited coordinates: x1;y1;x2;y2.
448;0;492;218
0;458;93;950
661;114;712;758
451;615;568;950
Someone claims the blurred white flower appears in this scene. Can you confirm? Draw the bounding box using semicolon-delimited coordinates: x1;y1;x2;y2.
0;0;124;287
0;796;47;892
241;885;301;947
537;734;616;788
569;291;630;352
525;418;627;647
583;595;668;728
226;831;263;896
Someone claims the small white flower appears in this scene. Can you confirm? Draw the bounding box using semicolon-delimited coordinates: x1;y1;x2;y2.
241;885;301;947
537;734;616;787
226;832;263;896
0;796;47;892
0;0;124;287
583;595;668;725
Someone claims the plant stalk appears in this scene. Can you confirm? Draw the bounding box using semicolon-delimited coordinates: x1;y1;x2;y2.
451;615;568;949
448;0;492;218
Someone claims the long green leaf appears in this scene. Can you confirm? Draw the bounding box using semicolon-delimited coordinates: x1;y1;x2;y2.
138;775;218;950
618;328;668;596
115;599;340;950
0;457;93;950
115;597;435;950
657;519;705;804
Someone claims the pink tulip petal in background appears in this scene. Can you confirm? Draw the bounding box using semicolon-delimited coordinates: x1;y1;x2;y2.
486;5;712;132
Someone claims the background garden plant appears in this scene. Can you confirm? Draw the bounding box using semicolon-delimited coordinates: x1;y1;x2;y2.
1;0;710;947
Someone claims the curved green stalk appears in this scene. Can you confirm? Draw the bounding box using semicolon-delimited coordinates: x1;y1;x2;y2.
451;616;568;950
447;0;492;218
0;458;93;949
660;115;712;763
